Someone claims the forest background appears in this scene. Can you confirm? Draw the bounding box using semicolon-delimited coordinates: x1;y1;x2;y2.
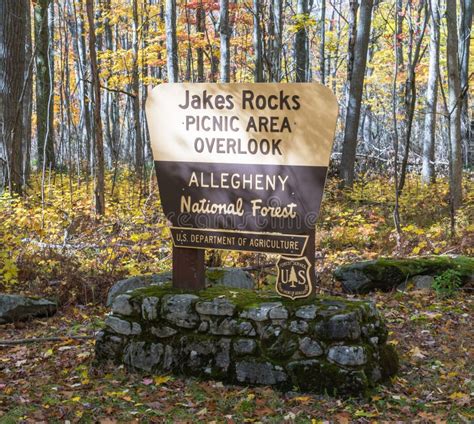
0;0;473;421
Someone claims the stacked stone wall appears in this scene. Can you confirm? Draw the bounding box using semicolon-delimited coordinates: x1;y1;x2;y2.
96;286;398;395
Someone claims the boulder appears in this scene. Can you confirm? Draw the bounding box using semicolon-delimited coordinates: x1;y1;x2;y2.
206;267;255;289
412;275;434;290
106;272;171;307
0;294;57;324
334;256;473;294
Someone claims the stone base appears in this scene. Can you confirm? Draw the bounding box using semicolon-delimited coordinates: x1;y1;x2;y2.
95;284;398;396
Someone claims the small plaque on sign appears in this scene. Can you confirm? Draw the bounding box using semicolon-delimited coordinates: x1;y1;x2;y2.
275;256;313;300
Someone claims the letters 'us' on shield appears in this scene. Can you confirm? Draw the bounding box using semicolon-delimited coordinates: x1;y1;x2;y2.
146;83;338;298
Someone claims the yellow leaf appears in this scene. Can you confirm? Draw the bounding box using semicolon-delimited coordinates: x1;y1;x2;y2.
449;392;467;400
71;396;81;402
293;396;311;403
154;375;171;385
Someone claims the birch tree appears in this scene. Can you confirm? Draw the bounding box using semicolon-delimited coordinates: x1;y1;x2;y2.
445;0;462;209
219;0;230;82
459;0;472;165
422;0;440;184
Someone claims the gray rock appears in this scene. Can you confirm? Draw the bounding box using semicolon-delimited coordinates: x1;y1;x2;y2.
365;301;380;319
161;294;199;329
238;321;256;336
150;325;177;338
209;318;239;336
198;321;209;332
142;297;160;320
370;336;379;346
0;294;57;324
162;345;174;370
105;316;141;335
123;341;163;371
183;337;216;372
264;334;298;359
112;295;138;317
269;306;289;320
259;324;282;339
206;267;255;289
215;338;231;372
327;345;367;366
397;281;408;291
289;320;309;334
299;337;323;357
235;360;287;385
106;272;171;307
325;313;361;340
95;331;125;360
240;302;282;322
233;338;257;355
196;298;236;317
295;305;317;320
412;275;434;290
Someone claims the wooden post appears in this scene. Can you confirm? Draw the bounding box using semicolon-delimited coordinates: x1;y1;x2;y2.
172;246;205;290
304;231;316;294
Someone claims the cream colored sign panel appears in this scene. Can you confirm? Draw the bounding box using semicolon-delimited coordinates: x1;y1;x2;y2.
146;83;338;167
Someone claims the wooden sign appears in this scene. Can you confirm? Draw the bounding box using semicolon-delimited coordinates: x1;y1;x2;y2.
146;83;338;298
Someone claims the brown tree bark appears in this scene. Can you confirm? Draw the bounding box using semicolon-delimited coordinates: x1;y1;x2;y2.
86;0;105;215
0;0;28;194
446;0;463;209
340;0;374;187
34;0;55;170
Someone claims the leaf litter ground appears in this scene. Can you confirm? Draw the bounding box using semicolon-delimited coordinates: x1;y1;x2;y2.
0;289;472;423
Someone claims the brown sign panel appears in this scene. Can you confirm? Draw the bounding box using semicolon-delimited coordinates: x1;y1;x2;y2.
146;83;338;258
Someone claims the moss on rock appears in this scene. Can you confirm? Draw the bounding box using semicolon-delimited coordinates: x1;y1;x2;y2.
334;256;473;293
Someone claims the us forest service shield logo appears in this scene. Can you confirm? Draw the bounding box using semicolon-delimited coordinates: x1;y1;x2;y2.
276;256;313;300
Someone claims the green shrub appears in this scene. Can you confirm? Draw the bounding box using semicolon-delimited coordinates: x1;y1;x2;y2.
432;270;462;297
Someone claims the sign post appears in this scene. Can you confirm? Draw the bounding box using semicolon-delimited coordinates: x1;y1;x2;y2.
146;83;338;297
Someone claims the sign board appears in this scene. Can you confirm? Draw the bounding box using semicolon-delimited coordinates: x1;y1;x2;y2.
146;83;338;298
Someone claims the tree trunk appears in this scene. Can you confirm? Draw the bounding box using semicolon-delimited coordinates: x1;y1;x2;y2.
132;0;143;180
0;0;28;194
422;0;440;184
459;0;472;166
272;0;283;82
34;0;55;171
346;1;359;82
319;0;326;84
253;0;263;82
295;0;308;82
86;0;105;215
166;0;179;82
446;0;463;209
23;2;33;186
340;0;374;187
397;1;427;193
196;0;205;82
219;0;230;82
